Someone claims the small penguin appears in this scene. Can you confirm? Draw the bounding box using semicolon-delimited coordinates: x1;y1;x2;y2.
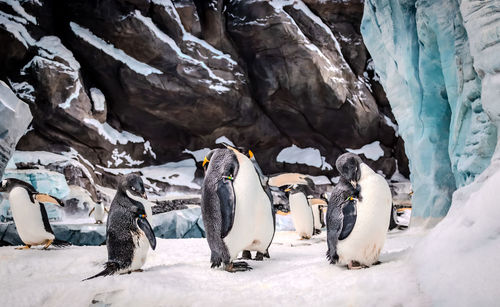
326;153;392;269
88;201;109;224
0;178;66;249
85;174;156;280
308;197;327;235
201;144;274;272
285;183;315;239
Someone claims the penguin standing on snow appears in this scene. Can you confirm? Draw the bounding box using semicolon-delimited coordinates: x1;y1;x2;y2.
85;174;156;280
0;178;66;249
201;144;274;272
308;197;327;235
285;183;315;239
88;201;109;224
326;153;392;269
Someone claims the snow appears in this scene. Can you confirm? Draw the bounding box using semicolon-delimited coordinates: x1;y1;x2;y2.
276;145;332;170
183;148;210;162
9;81;35;103
83;118;144;145
99;159;199;189
0;11;35;48
412;161;500;305
0;0;37;24
214;136;234;147
110;148;143;167
0;229;431;306
383;115;399;137
346;141;384;161
70;22;163;76
89;88;106;112
308;175;331;185
143;141;157;159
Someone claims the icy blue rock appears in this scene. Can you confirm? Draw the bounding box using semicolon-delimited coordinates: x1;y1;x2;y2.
361;0;497;221
0;81;32;176
152;207;205;239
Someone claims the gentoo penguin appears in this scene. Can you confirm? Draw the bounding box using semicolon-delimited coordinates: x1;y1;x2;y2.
88;201;109;224
308;197;327;235
0;178;65;249
326;153;392;269
285;183;315;239
85;174;156;280
201;145;274;272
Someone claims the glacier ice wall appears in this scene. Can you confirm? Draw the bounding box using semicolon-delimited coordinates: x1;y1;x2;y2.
361;0;498;221
0;81;32;176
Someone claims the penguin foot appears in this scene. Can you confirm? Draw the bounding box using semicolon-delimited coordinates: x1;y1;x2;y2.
240;250;252;260
314;229;322;235
15;245;31;250
300;236;311;240
133;269;144;272
347;261;369;270
263;251;270;258
254;252;265;261
372;261;382;266
43;239;54;250
225;262;252;273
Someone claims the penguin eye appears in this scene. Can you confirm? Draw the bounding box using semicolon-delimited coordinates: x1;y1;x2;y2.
131;186;136;191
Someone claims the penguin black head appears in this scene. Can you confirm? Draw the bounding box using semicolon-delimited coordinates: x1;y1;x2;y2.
120;174;147;200
336;153;362;187
0;178;33;193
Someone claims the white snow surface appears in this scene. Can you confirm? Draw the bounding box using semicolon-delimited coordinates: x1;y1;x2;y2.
0;0;37;24
89;88;106;112
0;230;430;306
70;22;163;76
277;144;332;170
83;118;144;145
183;147;210;162
346;141;384;160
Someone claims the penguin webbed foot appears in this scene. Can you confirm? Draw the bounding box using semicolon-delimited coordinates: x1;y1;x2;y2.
225;261;252;272
314;229;322;235
240;250;252;260
15;245;31;250
254;252;264;261
326;249;339;265
347;261;369;270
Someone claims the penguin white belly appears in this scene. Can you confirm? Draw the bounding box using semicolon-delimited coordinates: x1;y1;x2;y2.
9;187;54;245
311;204;322;230
336;164;392;266
223;153;274;260
128;229;150;272
93;204;105;222
289;192;314;239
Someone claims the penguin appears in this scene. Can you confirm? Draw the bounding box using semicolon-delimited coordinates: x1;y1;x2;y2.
326;153;392;269
285;183;315;239
0;178;66;249
201;144;274;272
308;197;327;235
85;174;156;280
88;201;109;224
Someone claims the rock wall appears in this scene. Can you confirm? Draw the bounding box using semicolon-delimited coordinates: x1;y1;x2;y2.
361;0;498;222
0;0;408;195
0;81;32;176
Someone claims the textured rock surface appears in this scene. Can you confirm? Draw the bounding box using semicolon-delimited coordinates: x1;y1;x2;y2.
361;0;498;221
0;81;32;176
0;0;408;196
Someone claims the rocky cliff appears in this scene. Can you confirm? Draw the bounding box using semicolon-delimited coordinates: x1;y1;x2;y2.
0;0;407;197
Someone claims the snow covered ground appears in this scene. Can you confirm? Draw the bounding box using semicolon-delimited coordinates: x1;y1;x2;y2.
0;229;431;307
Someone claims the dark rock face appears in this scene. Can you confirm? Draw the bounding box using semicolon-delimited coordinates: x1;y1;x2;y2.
0;0;408;194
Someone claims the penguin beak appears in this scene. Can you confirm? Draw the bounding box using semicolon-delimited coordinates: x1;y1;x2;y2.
248;150;254;159
202;156;210;167
284;187;291;192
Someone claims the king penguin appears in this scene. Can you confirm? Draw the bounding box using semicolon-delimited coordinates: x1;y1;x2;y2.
85;174;156;280
201;144;274;272
285;183;315;239
0;178;66;249
88;201;109;224
326;153;392;269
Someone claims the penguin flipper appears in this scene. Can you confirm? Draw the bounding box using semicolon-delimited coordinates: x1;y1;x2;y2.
88;207;95;217
39;203;55;235
339;200;357;240
83;262;120;281
216;178;236;239
137;217;156;250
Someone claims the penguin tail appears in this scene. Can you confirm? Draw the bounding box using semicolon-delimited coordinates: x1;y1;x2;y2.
83;262;119;281
52;239;71;247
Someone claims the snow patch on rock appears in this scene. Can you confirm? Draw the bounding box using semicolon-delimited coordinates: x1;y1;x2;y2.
83;118;144;145
346;141;384;161
89;88;106;112
277;144;332;170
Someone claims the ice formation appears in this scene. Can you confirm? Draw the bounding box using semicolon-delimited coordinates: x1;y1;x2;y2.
361;0;498;221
